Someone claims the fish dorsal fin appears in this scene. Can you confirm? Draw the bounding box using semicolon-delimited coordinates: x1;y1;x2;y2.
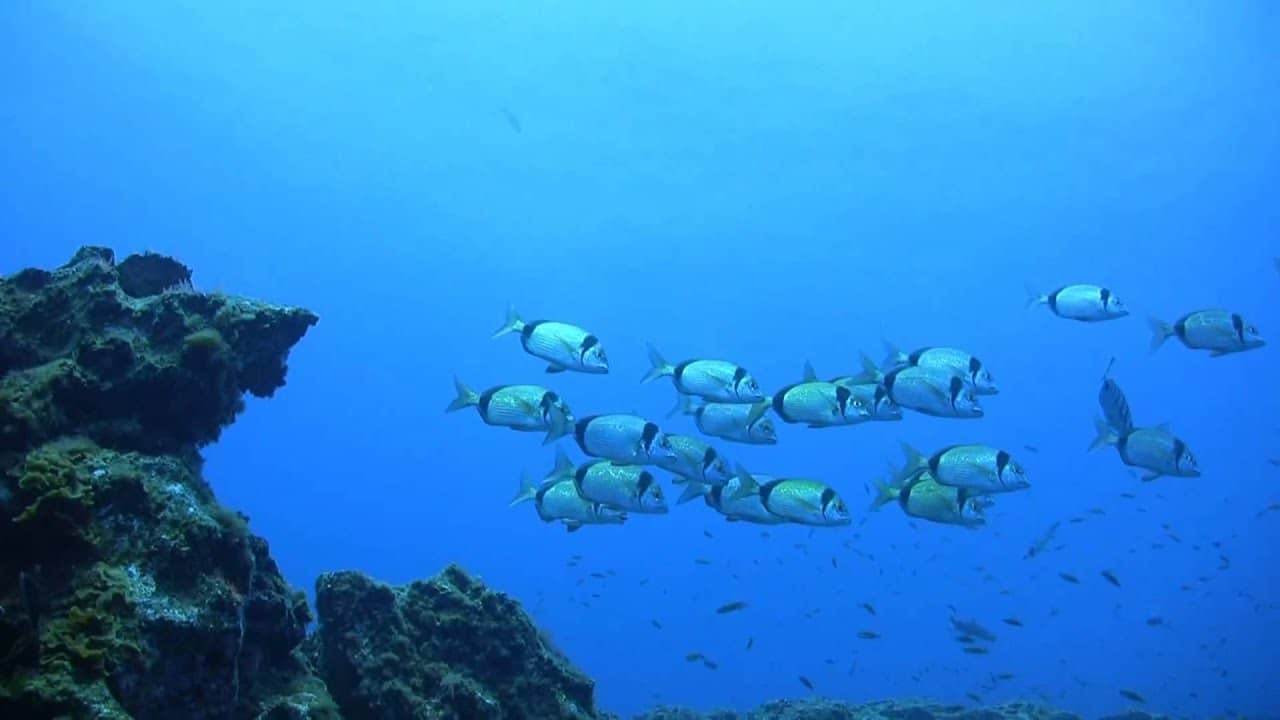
802;361;818;382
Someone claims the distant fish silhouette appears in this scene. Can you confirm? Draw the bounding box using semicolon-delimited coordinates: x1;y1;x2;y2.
500;106;522;133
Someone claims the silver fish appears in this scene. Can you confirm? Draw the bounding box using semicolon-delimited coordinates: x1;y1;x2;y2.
899;443;1031;495
881;343;998;395
870;471;988;528
1028;284;1128;322
642;344;764;402
570;460;668;514
510;471;627;531
678;474;787;524
574;414;677;464
882;365;983;419
672;397;776;445
493;306;609;374
769;370;869;428
1149;309;1264;356
1090;420;1200;481
734;469;851;527
656;434;733;486
811;362;901;421
445;377;573;444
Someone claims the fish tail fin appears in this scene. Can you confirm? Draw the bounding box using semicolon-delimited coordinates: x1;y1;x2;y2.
668;393;700;419
547;447;575;481
868;478;898;512
1024;283;1047;309
445;376;480;413
899;441;926;469
1088;416;1119;452
492;304;526;338
641;343;674;383
1147;316;1173;352
510;472;538;507
859;352;884;383
729;464;759;501
676;481;707;505
745;399;771;427
880;340;904;370
542;410;573;445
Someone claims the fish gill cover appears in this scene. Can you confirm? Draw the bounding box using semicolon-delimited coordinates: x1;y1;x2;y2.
2;2;1278;720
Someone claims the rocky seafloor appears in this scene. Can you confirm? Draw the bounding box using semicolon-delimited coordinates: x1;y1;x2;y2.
0;248;1167;720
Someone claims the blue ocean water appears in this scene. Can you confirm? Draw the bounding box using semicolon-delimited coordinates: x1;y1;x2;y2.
3;2;1278;717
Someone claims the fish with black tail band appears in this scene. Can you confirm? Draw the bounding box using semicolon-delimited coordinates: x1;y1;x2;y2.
510;461;627;532
492;305;609;374
767;364;870;428
870;470;989;528
445;377;573;444
1027;284;1129;322
1148;309;1264;356
880;343;999;395
657;434;734;486
671;396;777;445
881;363;983;419
1090;420;1200;481
733;468;851;527
574;413;677;464
678;474;788;525
898;443;1030;495
642;344;765;402
567;460;669;514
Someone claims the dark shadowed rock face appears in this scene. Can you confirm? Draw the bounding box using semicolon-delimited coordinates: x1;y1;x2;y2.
311;565;609;720
0;248;334;719
0;246;318;455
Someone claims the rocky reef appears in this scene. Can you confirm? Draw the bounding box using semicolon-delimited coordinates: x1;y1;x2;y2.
309;566;605;720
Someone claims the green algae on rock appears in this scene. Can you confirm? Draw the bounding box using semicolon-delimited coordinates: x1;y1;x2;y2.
0;248;333;719
311;565;611;720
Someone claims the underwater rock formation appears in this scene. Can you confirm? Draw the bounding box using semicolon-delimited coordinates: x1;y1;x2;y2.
0;248;333;719
310;565;610;720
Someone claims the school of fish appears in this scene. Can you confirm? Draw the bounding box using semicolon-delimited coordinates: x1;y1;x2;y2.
445;289;1264;532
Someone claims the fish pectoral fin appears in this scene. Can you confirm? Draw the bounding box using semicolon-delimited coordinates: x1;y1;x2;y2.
1140;472;1162;482
545;364;568;374
564;521;583;533
1208;350;1228;358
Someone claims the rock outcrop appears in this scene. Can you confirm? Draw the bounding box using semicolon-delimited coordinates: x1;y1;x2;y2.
308;566;611;720
0;247;333;719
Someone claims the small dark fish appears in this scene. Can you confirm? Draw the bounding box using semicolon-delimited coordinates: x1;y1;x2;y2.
590;572;607;579
1101;570;1121;587
799;676;815;690
703;530;714;538
831;557;838;569
954;635;975;644
1058;572;1080;584
857;630;880;640
1256;502;1280;518
499;107;522;133
1145;616;1164;627
1119;689;1146;703
745;637;754;650
1269;458;1279;467
716;600;749;615
1002;617;1023;627
1069;517;1086;524
695;558;712;566
1023;444;1040;454
702;659;718;670
1120;492;1137;499
685;652;705;662
996;672;1015;680
1088;507;1106;515
966;692;983;703
860;602;877;616
963;646;990;655
650;619;663;630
